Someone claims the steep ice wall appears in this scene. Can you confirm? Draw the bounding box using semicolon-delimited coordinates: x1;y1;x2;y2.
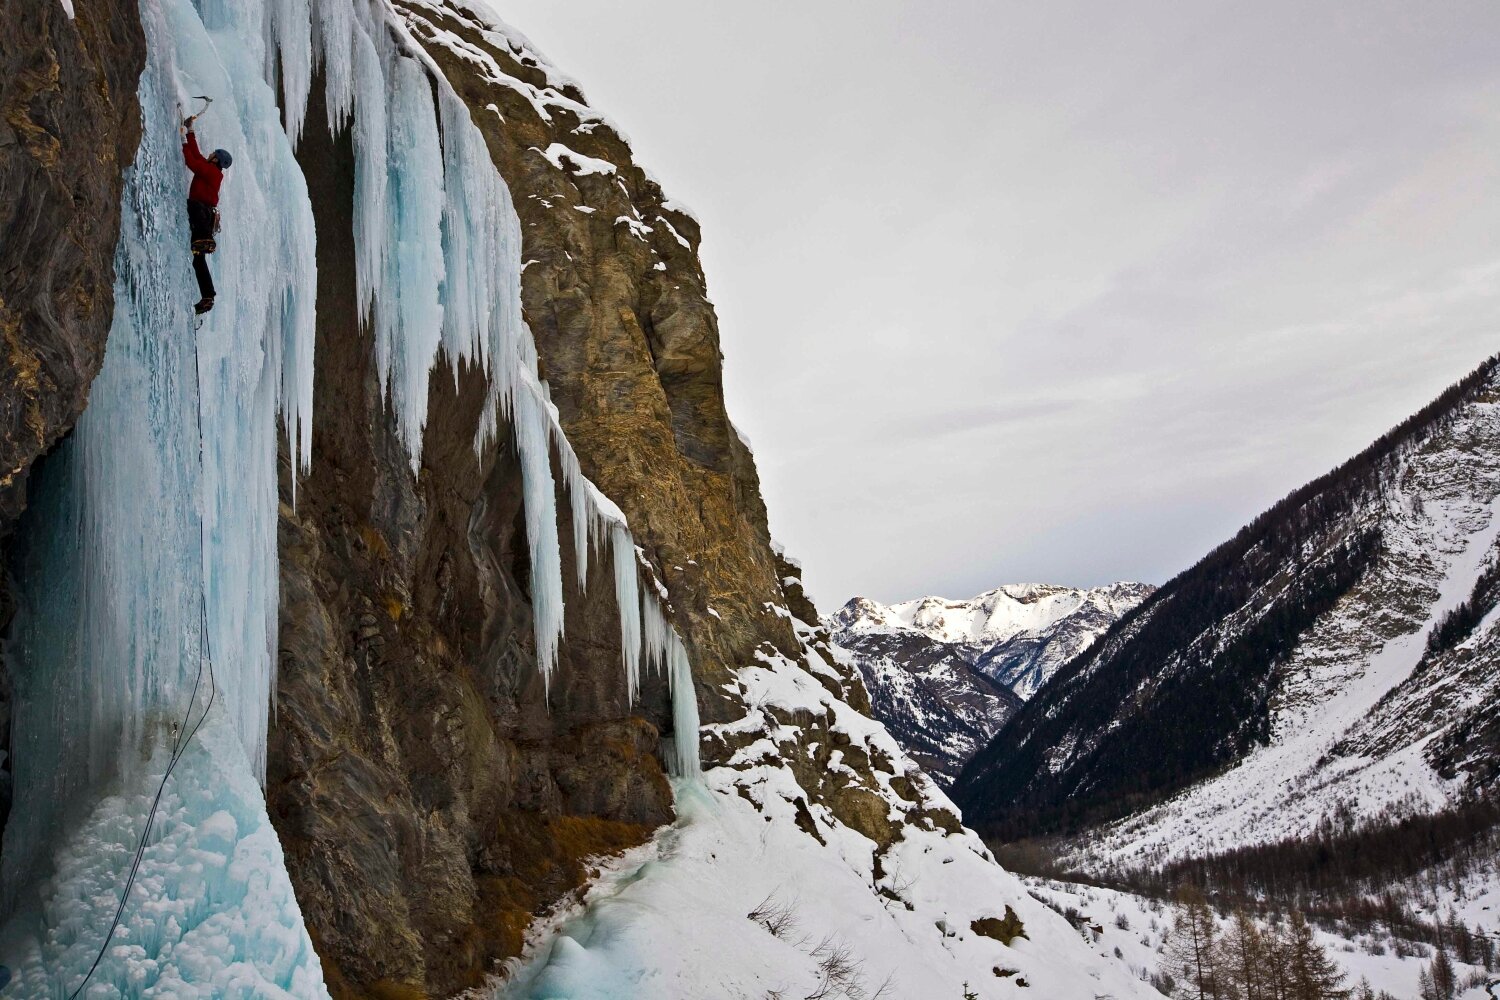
2;0;316;915
0;0;324;987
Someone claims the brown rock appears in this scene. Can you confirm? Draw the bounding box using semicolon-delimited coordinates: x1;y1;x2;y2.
0;0;143;524
266;78;675;998
396;2;804;729
0;0;144;844
972;906;1029;947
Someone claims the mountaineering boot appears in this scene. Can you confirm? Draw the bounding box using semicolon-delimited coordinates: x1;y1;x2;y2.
195;296;214;315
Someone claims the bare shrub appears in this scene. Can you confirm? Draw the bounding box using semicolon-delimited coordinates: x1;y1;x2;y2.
748;892;801;940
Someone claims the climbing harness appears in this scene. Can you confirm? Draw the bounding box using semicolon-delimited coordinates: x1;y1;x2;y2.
191;205;220;257
67;331;219;1000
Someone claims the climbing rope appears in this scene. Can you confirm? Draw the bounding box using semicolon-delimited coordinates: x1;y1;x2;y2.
68;319;219;1000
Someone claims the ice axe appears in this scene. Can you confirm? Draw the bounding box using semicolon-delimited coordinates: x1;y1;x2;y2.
181;94;213;132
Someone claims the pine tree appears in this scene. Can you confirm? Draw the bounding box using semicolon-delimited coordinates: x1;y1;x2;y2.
1219;909;1268;1000
1263;918;1293;1000
1428;947;1456;1000
1166;885;1223;1000
1281;910;1351;1000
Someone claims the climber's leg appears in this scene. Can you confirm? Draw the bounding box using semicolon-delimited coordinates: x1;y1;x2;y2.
187;199;216;314
192;252;215;312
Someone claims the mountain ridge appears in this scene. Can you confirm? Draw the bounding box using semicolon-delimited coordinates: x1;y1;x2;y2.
828;581;1152;784
955;354;1500;860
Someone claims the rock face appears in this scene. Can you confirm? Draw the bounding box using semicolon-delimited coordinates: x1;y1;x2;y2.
399;1;803;721
0;0;143;849
830;614;1021;787
0;0;143;524
828;584;1151;784
266;76;680;997
956;357;1500;858
264;9;805;995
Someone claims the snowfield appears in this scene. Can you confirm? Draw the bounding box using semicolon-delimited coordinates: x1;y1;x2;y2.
498;781;1162;999
1022;876;1499;1000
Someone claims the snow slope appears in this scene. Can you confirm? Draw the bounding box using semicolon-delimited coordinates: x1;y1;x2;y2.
496;631;1163;1000
949;360;1500;881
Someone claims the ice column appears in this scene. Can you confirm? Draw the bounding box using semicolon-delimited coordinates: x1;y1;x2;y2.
0;0;328;990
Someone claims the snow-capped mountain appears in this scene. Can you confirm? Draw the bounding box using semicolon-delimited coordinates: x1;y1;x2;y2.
956;356;1500;869
828;583;1152;784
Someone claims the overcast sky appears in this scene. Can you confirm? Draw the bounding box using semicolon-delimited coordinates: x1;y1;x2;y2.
501;1;1500;609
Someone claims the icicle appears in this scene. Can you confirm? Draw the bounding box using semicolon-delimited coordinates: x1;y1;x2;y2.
666;633;703;778
633;570;701;775
437;87;504;366
264;0;313;146
377;53;446;468
512;378;566;686
642;583;671;676
611;524;642;702
350;15;387;328
555;424;599;590
311;0;354;134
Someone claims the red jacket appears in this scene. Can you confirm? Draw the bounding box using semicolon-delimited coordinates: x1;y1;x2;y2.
183;131;223;206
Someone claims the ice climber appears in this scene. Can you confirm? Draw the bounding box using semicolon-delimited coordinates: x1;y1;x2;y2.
181;122;231;315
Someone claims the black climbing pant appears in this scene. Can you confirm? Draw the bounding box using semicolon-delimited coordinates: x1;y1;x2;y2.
187;199;216;301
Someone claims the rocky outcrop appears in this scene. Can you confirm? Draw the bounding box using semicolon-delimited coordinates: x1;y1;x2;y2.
0;0;143;524
397;2;801;721
266;11;810;993
0;0;143;850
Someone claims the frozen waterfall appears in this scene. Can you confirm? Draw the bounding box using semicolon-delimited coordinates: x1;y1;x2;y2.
0;0;703;991
0;0;325;990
